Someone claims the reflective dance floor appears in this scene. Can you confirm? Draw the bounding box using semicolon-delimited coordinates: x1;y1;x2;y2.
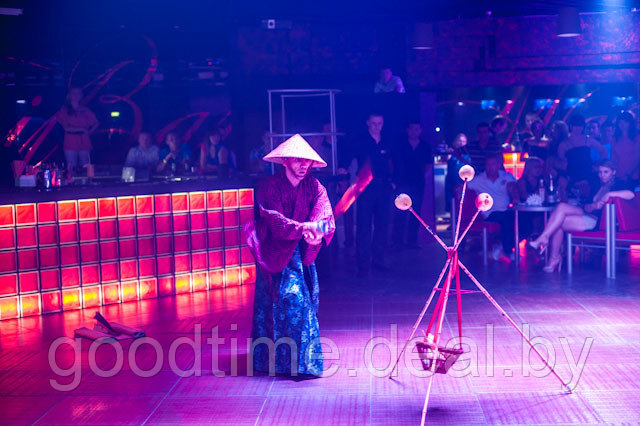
1;242;639;425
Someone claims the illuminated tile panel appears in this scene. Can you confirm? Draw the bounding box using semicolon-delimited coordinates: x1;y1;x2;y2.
0;188;255;320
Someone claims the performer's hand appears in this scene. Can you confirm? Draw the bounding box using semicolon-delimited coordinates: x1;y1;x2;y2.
304;232;323;246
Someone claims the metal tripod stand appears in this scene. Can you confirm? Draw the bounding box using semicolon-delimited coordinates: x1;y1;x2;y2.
391;165;571;426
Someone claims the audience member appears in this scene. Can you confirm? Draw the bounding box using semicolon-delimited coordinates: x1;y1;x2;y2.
612;111;640;185
157;132;192;174
374;66;405;94
392;121;433;250
600;119;615;159
353;112;394;275
515;157;545;202
249;131;271;174
547;120;570;200
124;132;159;172
445;133;471;210
558;114;607;199
587;119;610;162
467;122;501;173
468;155;518;260
55;87;99;174
522;119;549;160
200;129;234;176
490;115;509;151
529;159;635;272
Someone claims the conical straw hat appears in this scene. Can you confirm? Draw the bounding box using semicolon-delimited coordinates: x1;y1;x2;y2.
263;134;327;168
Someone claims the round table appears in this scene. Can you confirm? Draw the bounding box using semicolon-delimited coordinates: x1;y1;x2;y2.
513;204;557;270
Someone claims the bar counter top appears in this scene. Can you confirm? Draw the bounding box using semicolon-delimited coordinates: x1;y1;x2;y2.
0;175;256;204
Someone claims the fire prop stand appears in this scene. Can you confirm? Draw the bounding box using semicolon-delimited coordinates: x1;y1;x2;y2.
391;165;571;426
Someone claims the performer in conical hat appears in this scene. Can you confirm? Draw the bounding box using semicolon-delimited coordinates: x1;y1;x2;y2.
244;133;335;377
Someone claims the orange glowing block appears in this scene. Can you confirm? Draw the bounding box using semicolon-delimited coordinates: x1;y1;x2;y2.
16;203;36;225
190;212;206;231
175;274;191;294
99;219;117;240
172;214;189;233
139;257;156;277
189;192;206;211
192;271;208;292
98;198;117;218
239;188;254;208
79;221;99;241
78;199;97;221
57;200;78;222
40;269;60;291
0;274;18;296
62;288;81;311
138;237;155;257
18;271;39;293
59;223;79;244
20;294;41;317
102;283;121;304
82;286;101;308
0;228;16;250
239;208;254;226
136;216;154;236
118;218;136;238
192;252;207;271
0;296;19;319
207;191;222;210
135;195;154;215
37;202;56;223
154;194;171;214
223;190;239;209
174;253;190;274
81;264;100;286
225;267;241;287
158;276;174;296
241;247;255;265
157;255;173;276
0;205;16;227
207;211;223;229
241;264;257;285
223;210;239;228
80;242;99;263
155;215;172;234
208;250;224;269
224;248;240;267
117;196;135;217
191;232;207;251
171;193;189;213
139;278;158;299
41;291;61;313
61;266;80;288
209;269;225;288
121;281;139;302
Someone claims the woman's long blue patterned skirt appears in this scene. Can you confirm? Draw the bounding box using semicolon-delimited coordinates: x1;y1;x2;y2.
251;246;323;376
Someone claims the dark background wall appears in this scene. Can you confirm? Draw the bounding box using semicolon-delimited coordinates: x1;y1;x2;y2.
2;1;640;166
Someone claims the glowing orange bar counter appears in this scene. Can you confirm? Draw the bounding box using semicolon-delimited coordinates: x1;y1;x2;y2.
0;179;256;320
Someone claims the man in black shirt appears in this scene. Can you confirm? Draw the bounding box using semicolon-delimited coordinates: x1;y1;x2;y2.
354;112;394;275
392;121;432;249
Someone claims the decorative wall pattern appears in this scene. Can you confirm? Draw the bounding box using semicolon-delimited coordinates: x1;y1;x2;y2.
0;188;256;320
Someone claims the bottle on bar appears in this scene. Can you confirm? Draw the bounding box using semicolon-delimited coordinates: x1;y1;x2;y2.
547;174;556;204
